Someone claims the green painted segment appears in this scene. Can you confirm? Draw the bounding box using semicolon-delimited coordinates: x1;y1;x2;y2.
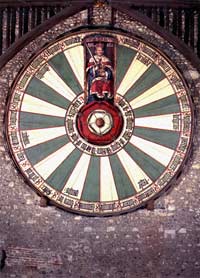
125;64;165;101
20;112;65;130
81;156;100;202
109;155;136;199
134;127;180;150
48;52;82;94
46;148;81;191
134;94;180;118
26;77;70;109
116;45;137;89
25;135;69;165
125;143;165;181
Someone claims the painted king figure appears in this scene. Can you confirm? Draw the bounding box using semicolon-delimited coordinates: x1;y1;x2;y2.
76;35;123;146
86;43;114;102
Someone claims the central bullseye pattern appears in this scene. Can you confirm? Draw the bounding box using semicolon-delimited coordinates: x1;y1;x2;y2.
96;118;104;127
87;110;113;136
76;100;124;146
66;93;134;155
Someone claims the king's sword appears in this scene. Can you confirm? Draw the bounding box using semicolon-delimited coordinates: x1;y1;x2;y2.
85;43;98;65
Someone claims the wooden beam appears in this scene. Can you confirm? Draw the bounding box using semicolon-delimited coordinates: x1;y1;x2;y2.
6;8;11;48
119;1;200;8
0;9;3;55
0;0;93;8
197;10;200;57
10;7;16;43
0;0;198;8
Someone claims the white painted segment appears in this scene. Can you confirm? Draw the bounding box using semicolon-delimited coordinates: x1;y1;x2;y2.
135;114;179;131
130;135;174;167
117;148;152;192
21;94;66;117
64;45;84;89
62;153;91;198
130;78;174;109
100;156;118;201
23;126;66;148
117;57;150;96
34;142;75;179
40;65;76;101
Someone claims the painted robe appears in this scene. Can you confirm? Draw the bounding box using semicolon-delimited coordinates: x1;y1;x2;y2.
87;55;114;101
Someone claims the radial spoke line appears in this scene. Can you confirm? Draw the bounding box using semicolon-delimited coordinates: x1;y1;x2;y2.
117;57;151;96
133;94;180;118
21;94;66;117
48;52;82;94
81;156;100;202
130;78;174;110
39;64;76;102
22;126;66;148
109;155;136;199
62;153;91;199
135;114;180;131
129;135;174;167
25;135;69;166
133;127;180;150
117;149;152;192
124;63;165;102
20;112;65;130
34;142;75;180
46;149;81;191
125;143;165;181
100;156;119;202
26;77;70;110
64;45;84;89
116;45;137;88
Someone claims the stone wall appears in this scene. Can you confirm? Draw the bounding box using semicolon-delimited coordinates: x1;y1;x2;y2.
0;5;200;278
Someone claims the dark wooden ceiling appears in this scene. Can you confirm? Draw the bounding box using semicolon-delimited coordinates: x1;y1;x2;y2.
0;0;199;8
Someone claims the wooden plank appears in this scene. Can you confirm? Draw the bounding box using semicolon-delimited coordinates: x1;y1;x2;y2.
152;7;158;23
31;6;36;29
190;9;195;50
36;6;41;25
159;7;164;27
18;7;23;38
197;10;200;57
146;7;152;18
49;6;56;17
164;7;169;30
0;9;3;55
55;6;62;13
6;7;11;48
43;6;48;20
177;9;182;39
10;7;16;43
184;9;190;45
23;7;29;34
172;9;178;36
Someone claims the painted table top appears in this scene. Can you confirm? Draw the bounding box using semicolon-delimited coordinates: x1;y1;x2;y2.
6;30;193;215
